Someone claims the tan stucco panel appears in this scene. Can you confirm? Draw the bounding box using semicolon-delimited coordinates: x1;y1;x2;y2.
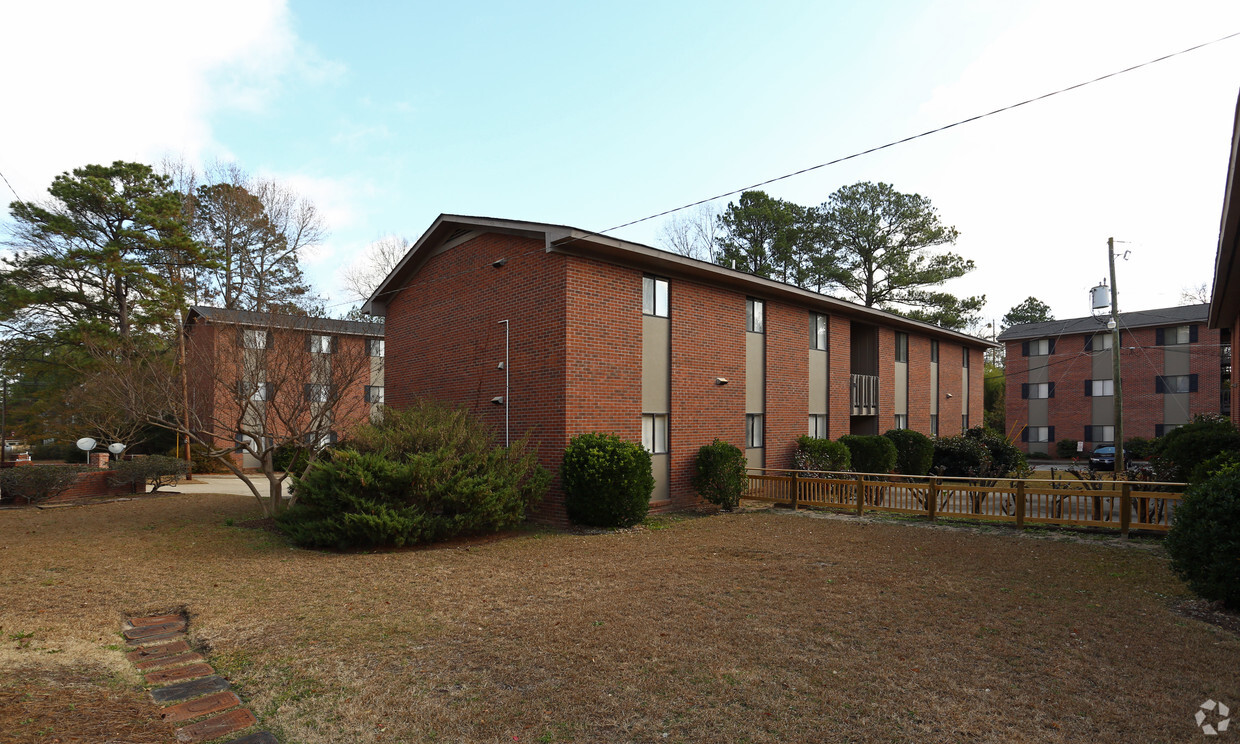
642;315;670;413
746;332;765;413
808;350;827;413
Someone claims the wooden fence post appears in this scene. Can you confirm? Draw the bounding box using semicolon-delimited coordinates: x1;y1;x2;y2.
1015;480;1026;530
927;478;938;521
1120;482;1131;538
856;476;865;516
791;471;800;511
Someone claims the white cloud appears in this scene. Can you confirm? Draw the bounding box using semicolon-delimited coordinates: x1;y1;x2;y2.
0;0;332;202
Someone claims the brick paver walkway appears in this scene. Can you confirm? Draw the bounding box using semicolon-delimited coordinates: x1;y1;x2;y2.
124;612;277;744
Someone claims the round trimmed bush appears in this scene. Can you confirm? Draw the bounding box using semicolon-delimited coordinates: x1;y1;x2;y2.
932;435;991;477
1152;416;1240;482
1056;438;1080;459
561;432;654;528
1165;465;1240;609
882;429;933;475
692;439;748;511
965;427;1027;476
838;435;897;474
794;436;851;473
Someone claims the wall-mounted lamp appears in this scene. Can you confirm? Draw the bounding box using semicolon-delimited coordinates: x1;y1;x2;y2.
492;258;508;268
491;396;504;405
945;393;954;399
715;377;729;385
497;362;505;370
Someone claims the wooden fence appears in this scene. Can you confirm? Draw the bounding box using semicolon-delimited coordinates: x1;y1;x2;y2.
744;469;1186;536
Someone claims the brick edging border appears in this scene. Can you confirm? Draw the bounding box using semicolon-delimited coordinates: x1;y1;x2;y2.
123;612;276;744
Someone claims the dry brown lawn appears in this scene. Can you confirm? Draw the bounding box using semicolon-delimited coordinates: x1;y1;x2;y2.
0;493;1237;743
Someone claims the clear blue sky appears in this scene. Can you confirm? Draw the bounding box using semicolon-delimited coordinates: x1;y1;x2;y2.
4;0;1240;328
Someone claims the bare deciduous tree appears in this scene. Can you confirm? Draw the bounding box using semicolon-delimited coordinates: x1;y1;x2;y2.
340;234;409;307
1181;282;1211;306
657;204;720;263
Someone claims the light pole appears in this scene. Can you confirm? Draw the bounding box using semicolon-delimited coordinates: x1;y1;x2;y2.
1107;237;1125;475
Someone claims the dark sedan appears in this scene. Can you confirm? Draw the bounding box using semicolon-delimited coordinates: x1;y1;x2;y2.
1088;445;1132;471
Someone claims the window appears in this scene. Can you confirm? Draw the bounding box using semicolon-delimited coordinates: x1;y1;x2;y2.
243;329;268;350
364;385;385;403
1157;325;1198;345
746;299;764;333
895;333;908;363
242;381;272;402
642;276;669;317
929;414;938;436
305;384;330;403
1021;382;1054;399
1156;374;1197;394
1022;338;1053;356
962;346;969;367
1086;379;1114;397
1085;425;1115;442
308;334;333;354
642;414;668;454
962;414;969;431
1025;426;1051;443
1087;334;1113;351
1155;424;1180;437
746;414;764;448
930;340;939;363
308;430;338;448
893;414;908;430
368;338;385;357
810;313;829;350
808;414;827;438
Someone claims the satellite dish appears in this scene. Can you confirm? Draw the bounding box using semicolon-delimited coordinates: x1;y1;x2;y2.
107;443;126;455
76;437;97;451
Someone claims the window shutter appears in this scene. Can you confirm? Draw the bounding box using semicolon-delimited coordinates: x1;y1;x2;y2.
1085;380;1092;397
1190;325;1199;343
1190;374;1199;393
1021;428;1028;442
1155;328;1165;346
265;330;274;348
1084;426;1093;441
237;328;245;347
265;383;274;400
1048;382;1055;398
306;334;313;352
304;383;312;400
329;431;338;444
1155;376;1165;394
1021;383;1029;399
1022;341;1029;357
237;380;246;397
1048;426;1055;441
1084;336;1093;351
364;385;371;402
1048;339;1057;355
1155;424;1165;437
331;336;339;354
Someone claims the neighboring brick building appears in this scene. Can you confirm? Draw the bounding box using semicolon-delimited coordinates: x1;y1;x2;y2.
998;304;1228;455
365;215;990;523
1210;90;1240;419
184;307;385;468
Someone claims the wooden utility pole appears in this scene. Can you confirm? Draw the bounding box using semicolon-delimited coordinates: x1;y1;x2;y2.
1108;237;1125;474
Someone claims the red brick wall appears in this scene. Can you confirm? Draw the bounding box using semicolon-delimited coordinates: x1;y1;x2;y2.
939;344;963;435
827;315;851;439
766;300;809;469
41;469;135;504
908;336;932;432
969;347;985;430
877;327;895;430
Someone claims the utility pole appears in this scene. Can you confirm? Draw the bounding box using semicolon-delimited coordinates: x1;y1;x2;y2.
1108;237;1125;475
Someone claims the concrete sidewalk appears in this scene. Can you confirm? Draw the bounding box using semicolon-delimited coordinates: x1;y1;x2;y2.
154;473;291;500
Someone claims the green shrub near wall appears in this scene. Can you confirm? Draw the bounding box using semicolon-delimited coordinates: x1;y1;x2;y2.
1165;464;1240;609
692;439;748;512
1055;439;1079;459
931;435;992;477
561;433;654;528
108;455;189;492
882;429;933;475
838;435;897;474
1151;416;1240;482
0;465;91;504
793;436;851;473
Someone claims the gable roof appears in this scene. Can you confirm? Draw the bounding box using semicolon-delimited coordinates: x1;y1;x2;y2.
1210;90;1240;328
365;213;995;348
187;306;384;337
996;303;1209;342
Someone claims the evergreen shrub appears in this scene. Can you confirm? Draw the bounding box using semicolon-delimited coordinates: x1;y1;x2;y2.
560;432;653;528
0;465;90;504
277;401;548;549
108;455;188;492
838;435;897;474
793;436;851;473
882;429;934;475
1165;464;1240;609
692;439;748;511
1055;438;1079;459
1151;415;1240;482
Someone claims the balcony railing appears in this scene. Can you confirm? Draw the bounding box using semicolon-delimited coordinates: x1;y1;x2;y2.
850;373;878;416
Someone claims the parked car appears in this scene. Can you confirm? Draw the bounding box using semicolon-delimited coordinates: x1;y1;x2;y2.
1088;445;1133;471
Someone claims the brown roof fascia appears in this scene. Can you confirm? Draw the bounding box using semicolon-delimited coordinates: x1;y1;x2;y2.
1210;90;1240;329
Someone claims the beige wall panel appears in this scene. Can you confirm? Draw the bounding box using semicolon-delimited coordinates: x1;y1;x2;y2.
746;332;765;413
894;362;908;414
745;447;764;469
930;363;939;414
1028;398;1048;426
1091;395;1114;425
1028;355;1049;383
808;350;827;412
370;357;385;386
650;453;670;503
1165;393;1191;425
1092;349;1112;379
1164;346;1190;376
642;316;671;412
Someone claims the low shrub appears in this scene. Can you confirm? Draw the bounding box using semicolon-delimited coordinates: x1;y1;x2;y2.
1151;415;1240;482
108;455;189;492
793;436;851;473
965;427;1028;477
278;401;548;549
1165;464;1240;609
1124;436;1156;461
0;465;90;504
1055;438;1080;459
882;429;933;475
838;435;897;474
692;439;748;511
165;444;231;474
272;441;319;477
29;443;76;463
561;432;654;528
931;435;992;477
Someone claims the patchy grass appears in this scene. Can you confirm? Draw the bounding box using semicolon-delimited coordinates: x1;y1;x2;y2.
0;493;1237;743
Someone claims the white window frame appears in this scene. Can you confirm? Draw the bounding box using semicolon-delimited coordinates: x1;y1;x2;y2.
307;384;330;403
746;299;764;334
642;413;668;454
895;333;908;363
365;385;385;404
1175;325;1191;344
1027;426;1050;443
808;414;827;438
746;413;764;448
1029;338;1050;356
243;329;267;350
1090;379;1114;396
811;313;828;351
1162;375;1191;393
368;338;385;357
1027;382;1050;399
248;382;270;402
309;334;333;354
1090;425;1115;442
642;276;669;317
1094;334;1113;350
893;413;908;430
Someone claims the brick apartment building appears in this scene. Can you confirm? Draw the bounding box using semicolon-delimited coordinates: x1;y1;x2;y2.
184;307;385;467
364;215;991;522
998;304;1228;456
1210;90;1240;418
